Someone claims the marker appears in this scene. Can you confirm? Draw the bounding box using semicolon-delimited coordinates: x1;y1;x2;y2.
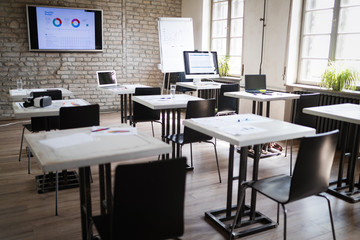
91;128;110;132
108;130;130;133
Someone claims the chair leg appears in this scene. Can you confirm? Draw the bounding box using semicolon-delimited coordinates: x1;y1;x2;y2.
27;147;31;174
190;143;194;168
317;193;336;240
206;140;221;183
290;139;293;176
284;140;288;157
151;121;155;137
281;204;287;240
55;171;59;216
19;126;26;162
277;203;280;224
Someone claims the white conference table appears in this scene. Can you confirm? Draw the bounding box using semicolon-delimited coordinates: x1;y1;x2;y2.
9;88;74;101
25;125;171;240
303;103;360;203
224;91;300;117
98;84;149;123
132;94;202;160
183;114;316;238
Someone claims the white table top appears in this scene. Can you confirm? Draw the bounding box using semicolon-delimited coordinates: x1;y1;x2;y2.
176;81;222;90
224;91;299;102
24;125;172;172
183;114;316;147
132;94;203;110
97;84;149;95
303;103;360;125
9;88;74;101
13;99;90;118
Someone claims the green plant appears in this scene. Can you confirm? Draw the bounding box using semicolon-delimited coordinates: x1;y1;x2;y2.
320;62;358;91
218;55;230;77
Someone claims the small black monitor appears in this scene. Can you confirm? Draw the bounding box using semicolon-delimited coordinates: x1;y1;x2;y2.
183;51;219;79
245;74;266;93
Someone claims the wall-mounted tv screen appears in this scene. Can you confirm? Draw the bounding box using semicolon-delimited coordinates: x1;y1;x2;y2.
183;51;220;79
26;5;103;52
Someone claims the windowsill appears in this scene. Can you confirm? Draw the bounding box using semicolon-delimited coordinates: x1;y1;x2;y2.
211;76;242;83
286;83;360;99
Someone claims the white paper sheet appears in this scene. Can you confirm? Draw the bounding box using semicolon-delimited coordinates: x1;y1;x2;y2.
39;133;94;149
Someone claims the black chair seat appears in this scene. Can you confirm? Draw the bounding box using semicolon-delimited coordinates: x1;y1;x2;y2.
247;175;291;203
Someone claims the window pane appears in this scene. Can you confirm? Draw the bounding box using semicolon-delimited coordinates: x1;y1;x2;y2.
341;0;360;7
230;19;243;37
212;20;227;38
230;38;242;56
229;56;241;75
301;35;330;58
211;39;226;56
336;34;360;60
303;10;333;34
213;2;228;20
231;0;244;18
338;6;360;33
299;59;328;83
305;0;334;10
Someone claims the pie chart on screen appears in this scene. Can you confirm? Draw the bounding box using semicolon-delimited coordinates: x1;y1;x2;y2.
53;18;62;27
72;19;80;28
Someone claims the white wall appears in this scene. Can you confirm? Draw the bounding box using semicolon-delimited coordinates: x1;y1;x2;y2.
182;0;204;50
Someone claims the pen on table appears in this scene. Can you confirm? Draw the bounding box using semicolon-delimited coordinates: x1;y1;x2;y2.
91;127;110;132
108;130;130;133
160;97;171;99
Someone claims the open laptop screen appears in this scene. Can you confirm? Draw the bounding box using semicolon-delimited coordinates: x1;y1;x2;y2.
245;74;266;92
97;70;117;87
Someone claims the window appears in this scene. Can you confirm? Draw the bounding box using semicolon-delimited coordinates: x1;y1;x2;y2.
211;0;244;76
298;0;360;84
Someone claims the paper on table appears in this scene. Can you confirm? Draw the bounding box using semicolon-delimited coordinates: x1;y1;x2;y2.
91;126;137;136
191;114;271;128
219;125;266;136
39;133;94;150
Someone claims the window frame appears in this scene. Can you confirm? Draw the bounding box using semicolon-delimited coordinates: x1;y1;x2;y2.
210;0;244;77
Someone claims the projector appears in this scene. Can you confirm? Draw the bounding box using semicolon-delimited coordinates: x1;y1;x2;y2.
33;96;52;108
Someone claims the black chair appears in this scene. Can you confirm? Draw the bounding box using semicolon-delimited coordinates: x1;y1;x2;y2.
93;157;187;240
231;130;339;240
168;99;222;183
216;83;239;116
285;92;321;175
131;87;162;137
19;90;63;166
176;72;193;94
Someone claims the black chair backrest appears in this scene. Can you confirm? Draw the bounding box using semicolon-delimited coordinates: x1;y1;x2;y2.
31;89;62;100
176;72;193;93
112;157;186;240
183;99;216;144
218;84;239;113
289;130;339;203
294;93;320;128
133;87;161;122
59;104;100;130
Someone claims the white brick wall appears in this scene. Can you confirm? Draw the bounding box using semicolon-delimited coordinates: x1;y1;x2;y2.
0;0;181;119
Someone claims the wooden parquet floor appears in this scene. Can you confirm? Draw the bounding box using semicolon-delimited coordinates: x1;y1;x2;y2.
0;112;360;239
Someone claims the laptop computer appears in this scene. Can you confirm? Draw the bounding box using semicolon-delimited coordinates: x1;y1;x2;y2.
244;74;272;93
96;70;124;89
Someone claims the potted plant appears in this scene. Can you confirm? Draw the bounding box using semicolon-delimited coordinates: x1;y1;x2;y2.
320;61;359;91
218;55;230;77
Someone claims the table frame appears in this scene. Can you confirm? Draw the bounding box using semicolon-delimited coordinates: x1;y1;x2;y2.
303;103;360;203
25;126;171;240
183;114;315;238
